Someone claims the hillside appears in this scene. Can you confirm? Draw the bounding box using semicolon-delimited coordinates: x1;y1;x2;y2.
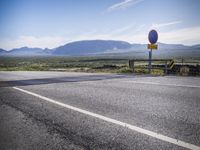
0;49;6;55
7;47;44;56
52;40;132;55
0;40;199;58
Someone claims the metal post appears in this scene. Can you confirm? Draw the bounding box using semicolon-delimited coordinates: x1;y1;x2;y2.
132;60;135;73
165;60;168;75
148;49;152;74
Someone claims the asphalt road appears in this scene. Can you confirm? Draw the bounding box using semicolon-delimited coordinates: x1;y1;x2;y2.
0;71;200;150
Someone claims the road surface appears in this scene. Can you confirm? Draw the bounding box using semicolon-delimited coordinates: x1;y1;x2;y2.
0;71;200;150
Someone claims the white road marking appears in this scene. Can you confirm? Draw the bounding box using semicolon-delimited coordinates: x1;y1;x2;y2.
125;81;200;88
13;86;200;150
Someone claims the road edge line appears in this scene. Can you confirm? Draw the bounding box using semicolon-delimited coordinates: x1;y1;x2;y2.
13;86;200;150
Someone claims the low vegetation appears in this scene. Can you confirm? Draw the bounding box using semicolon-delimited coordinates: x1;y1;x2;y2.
0;56;199;76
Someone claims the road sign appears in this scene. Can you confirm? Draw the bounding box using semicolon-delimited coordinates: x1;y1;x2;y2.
168;60;175;69
147;29;158;74
147;44;158;50
148;30;158;44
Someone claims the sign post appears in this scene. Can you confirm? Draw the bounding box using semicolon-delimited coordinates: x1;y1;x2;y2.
147;30;158;74
149;49;152;73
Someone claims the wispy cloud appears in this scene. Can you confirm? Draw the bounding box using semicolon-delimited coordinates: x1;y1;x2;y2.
107;0;144;12
152;21;182;29
110;24;136;34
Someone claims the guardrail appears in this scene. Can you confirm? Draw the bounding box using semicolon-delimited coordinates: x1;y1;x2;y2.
128;59;174;75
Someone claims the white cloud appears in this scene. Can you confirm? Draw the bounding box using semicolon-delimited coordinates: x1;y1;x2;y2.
1;26;200;50
126;26;200;45
107;0;144;12
112;24;136;34
159;26;200;45
151;21;182;29
0;36;68;50
134;24;146;33
75;26;200;45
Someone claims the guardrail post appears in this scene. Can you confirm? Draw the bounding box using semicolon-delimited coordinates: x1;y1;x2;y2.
129;60;135;73
165;60;168;75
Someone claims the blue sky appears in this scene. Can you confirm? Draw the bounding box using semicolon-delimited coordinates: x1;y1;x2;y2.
0;0;200;50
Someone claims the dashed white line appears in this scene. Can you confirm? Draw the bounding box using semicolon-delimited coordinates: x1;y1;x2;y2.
13;86;200;150
124;81;200;88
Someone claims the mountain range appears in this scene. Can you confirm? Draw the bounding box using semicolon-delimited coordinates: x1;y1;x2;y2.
0;40;199;58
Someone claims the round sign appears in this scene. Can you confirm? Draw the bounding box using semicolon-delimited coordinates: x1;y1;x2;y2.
148;30;158;44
